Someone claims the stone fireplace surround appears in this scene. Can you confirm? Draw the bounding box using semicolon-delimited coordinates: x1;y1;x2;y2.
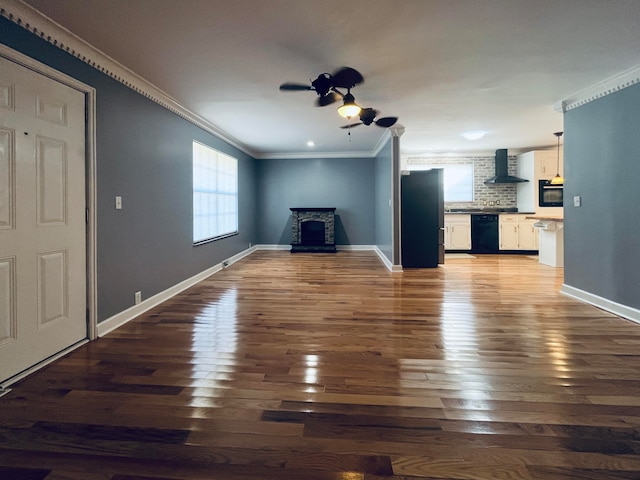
290;208;336;253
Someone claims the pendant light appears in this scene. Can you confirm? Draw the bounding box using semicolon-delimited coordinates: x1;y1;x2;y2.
549;131;564;185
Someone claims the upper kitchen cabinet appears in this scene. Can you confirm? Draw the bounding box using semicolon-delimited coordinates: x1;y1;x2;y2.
537;152;563;180
516;150;564;215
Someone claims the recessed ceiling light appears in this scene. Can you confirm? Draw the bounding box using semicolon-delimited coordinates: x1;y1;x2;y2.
306;141;315;147
462;130;486;140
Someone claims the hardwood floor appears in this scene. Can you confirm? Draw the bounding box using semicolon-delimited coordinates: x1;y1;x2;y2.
2;251;640;480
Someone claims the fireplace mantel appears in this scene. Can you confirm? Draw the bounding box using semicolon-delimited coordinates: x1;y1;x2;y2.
290;208;336;253
290;208;336;212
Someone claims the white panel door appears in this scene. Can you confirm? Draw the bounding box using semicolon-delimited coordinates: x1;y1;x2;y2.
0;56;86;383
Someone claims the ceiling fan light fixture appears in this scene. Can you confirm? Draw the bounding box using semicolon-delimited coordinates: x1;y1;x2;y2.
337;92;361;119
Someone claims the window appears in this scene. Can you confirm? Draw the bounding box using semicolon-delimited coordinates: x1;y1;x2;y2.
192;141;238;244
441;164;474;202
409;164;474;202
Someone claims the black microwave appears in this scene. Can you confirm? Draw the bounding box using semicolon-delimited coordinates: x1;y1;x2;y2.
539;180;563;207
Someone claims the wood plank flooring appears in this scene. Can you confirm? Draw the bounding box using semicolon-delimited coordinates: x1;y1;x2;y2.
2;251;640;479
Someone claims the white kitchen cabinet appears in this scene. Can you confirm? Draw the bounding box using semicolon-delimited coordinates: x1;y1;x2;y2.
537;155;562;179
499;215;519;250
499;214;539;251
517;217;539;250
444;214;471;250
516;150;564;216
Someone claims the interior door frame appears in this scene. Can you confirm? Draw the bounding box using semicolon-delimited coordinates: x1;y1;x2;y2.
0;44;98;378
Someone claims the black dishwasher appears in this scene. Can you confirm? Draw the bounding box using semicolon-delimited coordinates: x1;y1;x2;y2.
471;214;499;253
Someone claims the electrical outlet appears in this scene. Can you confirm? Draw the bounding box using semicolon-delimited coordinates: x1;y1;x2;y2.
134;291;142;305
496;200;500;205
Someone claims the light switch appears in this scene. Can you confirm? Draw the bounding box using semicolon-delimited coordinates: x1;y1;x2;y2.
115;196;122;209
573;195;581;207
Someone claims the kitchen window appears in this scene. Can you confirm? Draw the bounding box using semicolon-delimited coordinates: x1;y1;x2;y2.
192;141;238;244
409;164;474;202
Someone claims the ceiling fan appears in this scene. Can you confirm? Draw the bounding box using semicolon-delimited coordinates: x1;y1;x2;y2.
340;107;398;129
279;66;364;107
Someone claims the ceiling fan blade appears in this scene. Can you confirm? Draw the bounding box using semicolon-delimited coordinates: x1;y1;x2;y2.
340;122;363;129
279;83;313;91
316;91;341;107
375;117;398;128
331;67;364;89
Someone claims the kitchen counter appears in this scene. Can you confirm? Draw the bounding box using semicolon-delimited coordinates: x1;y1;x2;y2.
446;209;535;215
525;215;563;222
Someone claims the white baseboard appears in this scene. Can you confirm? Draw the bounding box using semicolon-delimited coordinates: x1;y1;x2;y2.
254;244;291;250
98;244;398;336
561;284;640;325
337;244;376;251
373;246;398;272
98;262;224;337
226;245;258;263
256;244;400;272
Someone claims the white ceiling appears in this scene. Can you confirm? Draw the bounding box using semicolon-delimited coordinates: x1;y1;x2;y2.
19;0;640;158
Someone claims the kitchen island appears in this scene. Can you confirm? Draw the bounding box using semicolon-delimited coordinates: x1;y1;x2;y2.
527;216;564;267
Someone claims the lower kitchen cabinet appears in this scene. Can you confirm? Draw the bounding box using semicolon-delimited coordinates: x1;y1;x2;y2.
499;214;539;251
499;215;519;250
517;217;539;250
444;214;471;250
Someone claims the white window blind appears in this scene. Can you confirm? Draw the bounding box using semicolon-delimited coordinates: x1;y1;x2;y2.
193;141;238;244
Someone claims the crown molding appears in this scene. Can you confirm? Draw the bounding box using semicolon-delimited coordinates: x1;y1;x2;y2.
255;130;392;160
555;63;640;113
372;129;392;156
257;149;378;160
0;0;261;158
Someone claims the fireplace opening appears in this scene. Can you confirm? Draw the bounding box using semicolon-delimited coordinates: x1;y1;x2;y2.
301;220;326;246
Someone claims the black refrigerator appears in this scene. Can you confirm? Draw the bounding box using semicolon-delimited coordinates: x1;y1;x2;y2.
401;169;444;268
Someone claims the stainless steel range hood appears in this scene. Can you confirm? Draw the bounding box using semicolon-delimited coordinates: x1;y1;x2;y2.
484;149;528;184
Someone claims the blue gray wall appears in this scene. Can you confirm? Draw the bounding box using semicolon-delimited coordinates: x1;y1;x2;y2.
374;139;393;262
256;157;376;245
564;82;640;310
2;17;400;326
1;18;258;322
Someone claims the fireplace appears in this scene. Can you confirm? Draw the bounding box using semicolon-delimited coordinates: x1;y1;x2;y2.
290;208;336;253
